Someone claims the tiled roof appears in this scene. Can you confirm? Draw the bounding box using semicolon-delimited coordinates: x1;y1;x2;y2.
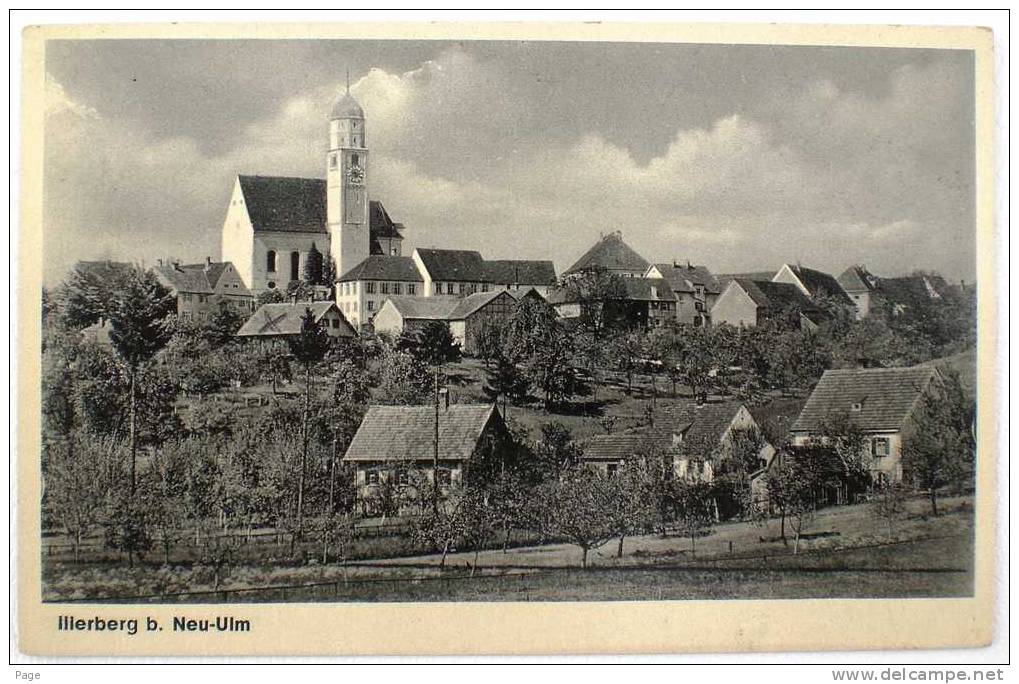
239;176;328;234
337;256;422;283
733;279;817;313
791;366;938;433
715;271;777;290
564;232;650;275
382;296;459;320
483;260;557;286
237;175;401;243
650;263;721;294
74;260;134;285
415;248;488;282
236;301;355;337
579;429;670;461
785;265;853;304
343;404;499;462
447;290;515;320
154;264;215;294
621;277;675;301
659;401;747;453
877;275;950;307
837;265;879;293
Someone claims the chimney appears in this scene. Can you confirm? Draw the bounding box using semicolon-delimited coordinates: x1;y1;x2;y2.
157;258;163;267
204;256;212;272
687;260;692;270
439;387;449;410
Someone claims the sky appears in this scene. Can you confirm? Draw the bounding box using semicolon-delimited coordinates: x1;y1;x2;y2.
42;39;976;286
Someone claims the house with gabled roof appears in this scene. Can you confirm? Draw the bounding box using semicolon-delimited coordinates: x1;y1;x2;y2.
335;255;423;329
660;401;776;483
412;247;491;298
789;365;942;484
838;265;956;320
645;261;721;327
372;290;519;354
563;231;650;278
772;263;854;308
711;278;828;331
578;429;671;476
483;259;558;296
342;403;509;504
153;257;254;323
236;301;356;340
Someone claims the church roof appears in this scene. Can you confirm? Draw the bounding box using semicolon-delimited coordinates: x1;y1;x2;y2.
564;232;650;276
415;248;489;282
330;91;364;119
483;260;557;286
239;176;328;234
337;256;422;283
237;176;404;244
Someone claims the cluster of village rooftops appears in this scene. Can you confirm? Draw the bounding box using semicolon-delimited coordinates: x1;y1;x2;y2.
78;85;958;498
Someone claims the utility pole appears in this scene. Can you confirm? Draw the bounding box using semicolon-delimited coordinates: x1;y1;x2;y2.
433;367;440;515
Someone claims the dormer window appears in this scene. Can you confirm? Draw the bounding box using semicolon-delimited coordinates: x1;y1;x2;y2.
852;402;863;412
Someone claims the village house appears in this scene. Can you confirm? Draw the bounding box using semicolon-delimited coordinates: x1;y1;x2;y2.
772;263;854;308
335;255;423;330
483;259;558;297
412;247;491;298
660;402;776;483
578;429;671;476
789;365;943;485
838;265;955;320
153;258;254;322
236;301;357;340
711;278;828;331
372;290;520;354
342;403;509;503
837;265;882;319
644;261;721;327
548;276;676;330
562;231;650;279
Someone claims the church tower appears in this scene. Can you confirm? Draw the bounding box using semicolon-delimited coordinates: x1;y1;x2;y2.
327;79;370;278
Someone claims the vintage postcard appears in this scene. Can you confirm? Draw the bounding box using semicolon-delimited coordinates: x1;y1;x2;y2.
15;21;997;656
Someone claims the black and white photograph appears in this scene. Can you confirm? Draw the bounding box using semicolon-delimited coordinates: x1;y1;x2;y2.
15;17;1000;659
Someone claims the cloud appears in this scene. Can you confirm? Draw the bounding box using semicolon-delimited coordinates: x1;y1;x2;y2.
42;48;974;287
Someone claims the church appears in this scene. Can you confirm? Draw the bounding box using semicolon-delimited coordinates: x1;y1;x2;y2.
221;81;556;330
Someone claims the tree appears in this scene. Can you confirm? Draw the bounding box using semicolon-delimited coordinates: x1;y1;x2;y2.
675;325;717;404
303;242;324;286
539;467;617;568
105;267;177;493
374;346;431;405
608;330;645;395
714;427;767;520
249;339;292;393
764;452;821;553
256;288;286;307
553;266;627;335
56;260;130;330
284;279;316;302
901;369;975;516
470;321;504;369
766;328;831;395
673;481;714;556
287;308;332;539
872;482;908;538
609;459;658;558
482;354;530;417
534;422;582;479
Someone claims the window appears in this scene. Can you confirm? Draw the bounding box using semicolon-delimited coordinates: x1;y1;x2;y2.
606;463;619;477
367;300;374;311
447;283;454;295
290;251;300;281
852;402;863;412
366;471;380;485
434;283;442;294
435;469;452;486
397;470;411;486
459;283;466;295
393;283;402;295
351;153;359;166
380;282;389;294
329;154;337;169
871;437;890;458
365;282;376;294
408;284;416;295
481;283;489;292
266;250;277;272
331;319;339;328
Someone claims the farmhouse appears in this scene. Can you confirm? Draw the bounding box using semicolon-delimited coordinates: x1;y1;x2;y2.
342;403;509;500
483;259;558;297
660;402;775;483
789;365;942;484
711;278;828;331
371;290;519;354
563;231;650;279
644;261;721;327
153;258;254;322
578;429;671;475
236;301;356;340
772;263;854;307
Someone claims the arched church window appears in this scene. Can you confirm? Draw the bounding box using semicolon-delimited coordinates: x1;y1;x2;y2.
351;153;359;166
290;251;300;282
267;250;277;273
330;154;337;169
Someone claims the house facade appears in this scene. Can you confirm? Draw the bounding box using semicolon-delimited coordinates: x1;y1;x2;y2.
342;404;509;507
645;262;721;327
372;290;520;354
711;278;827;331
153;258;254;322
483;260;558;297
661;402;775;483
789;365;942;484
335;255;423;330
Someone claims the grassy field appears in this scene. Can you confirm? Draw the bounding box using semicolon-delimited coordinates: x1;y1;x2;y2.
43;495;974;603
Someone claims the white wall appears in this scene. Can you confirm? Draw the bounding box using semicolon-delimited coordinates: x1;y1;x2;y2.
220;179;255;290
